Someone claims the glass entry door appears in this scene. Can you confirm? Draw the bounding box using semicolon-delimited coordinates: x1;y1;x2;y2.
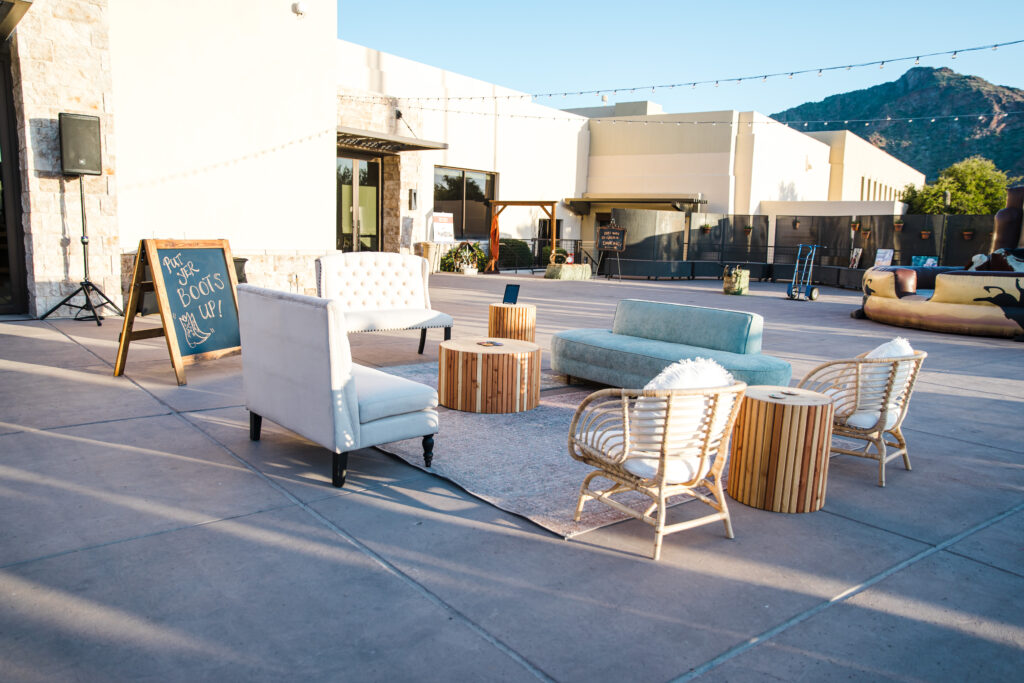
336;156;381;252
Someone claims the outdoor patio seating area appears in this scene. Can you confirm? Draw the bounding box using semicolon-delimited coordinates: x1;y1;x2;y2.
1;274;1022;680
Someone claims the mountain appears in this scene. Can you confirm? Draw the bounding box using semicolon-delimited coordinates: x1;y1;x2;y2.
771;67;1024;182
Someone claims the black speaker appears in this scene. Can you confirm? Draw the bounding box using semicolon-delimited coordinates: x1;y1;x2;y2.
58;113;102;176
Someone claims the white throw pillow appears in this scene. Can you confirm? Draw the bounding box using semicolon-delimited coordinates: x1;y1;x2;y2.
865;337;914;360
627;359;736;480
857;337;915;415
644;357;734;391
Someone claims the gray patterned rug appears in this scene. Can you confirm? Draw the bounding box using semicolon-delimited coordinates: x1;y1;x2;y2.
379;363;700;538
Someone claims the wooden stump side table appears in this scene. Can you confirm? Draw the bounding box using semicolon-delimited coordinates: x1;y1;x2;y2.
727;386;834;513
438;337;541;413
487;303;536;343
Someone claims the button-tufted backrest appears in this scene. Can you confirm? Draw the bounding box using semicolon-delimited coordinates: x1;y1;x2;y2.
316;252;431;311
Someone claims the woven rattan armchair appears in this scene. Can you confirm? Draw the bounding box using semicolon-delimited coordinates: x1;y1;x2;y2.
568;382;747;560
797;350;927;487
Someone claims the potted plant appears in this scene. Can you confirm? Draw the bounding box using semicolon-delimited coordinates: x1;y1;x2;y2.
700;223;712;234
743;224;754;235
893;218;904;232
920;229;932;239
456;251;478;274
850;220;861;231
962;228;975;240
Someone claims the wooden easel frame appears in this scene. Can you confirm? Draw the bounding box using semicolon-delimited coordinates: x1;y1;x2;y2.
114;239;240;385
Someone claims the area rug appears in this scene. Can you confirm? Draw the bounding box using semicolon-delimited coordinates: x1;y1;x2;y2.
379;363;701;538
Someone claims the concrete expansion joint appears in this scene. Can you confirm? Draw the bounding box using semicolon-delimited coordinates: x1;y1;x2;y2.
670;498;1024;682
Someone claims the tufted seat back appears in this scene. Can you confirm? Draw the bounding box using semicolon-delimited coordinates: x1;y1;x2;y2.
316;252;431;311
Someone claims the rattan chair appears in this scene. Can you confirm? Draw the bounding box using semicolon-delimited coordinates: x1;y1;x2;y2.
568;382;747;560
797;350;927;487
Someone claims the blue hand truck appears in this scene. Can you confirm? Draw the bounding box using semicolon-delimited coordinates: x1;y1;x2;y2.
786;244;826;301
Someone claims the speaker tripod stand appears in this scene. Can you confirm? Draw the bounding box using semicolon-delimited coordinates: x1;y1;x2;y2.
40;175;123;326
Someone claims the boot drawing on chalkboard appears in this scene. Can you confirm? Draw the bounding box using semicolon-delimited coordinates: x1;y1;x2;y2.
178;312;212;348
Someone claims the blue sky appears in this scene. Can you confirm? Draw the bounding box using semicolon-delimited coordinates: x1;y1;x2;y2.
338;1;1024;116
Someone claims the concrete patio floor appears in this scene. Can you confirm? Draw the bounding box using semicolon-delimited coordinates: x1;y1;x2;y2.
1;273;1022;681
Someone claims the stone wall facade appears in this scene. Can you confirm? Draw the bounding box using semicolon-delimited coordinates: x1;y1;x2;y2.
11;0;120;317
337;88;427;255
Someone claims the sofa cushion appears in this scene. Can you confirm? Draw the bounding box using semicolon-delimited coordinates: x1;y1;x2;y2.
611;299;763;354
344;308;454;333
351;365;438;423
552;328;791;387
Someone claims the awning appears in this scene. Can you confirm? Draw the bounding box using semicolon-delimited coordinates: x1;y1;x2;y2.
337;126;448;154
564;194;706;215
0;1;32;41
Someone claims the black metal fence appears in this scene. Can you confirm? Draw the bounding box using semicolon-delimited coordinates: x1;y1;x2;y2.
484;210;997;283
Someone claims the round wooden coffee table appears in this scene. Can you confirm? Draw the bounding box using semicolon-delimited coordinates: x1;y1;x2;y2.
438;337;541;413
727;385;834;513
487;303;536;342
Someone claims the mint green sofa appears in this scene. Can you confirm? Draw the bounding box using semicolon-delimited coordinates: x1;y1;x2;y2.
551;299;791;388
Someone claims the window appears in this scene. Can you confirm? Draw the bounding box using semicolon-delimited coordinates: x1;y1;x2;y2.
433;166;496;239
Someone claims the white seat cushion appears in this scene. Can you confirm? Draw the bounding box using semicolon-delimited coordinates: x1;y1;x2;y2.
623;452;711;484
845;408;899;431
351;365;438;423
344;308;454;333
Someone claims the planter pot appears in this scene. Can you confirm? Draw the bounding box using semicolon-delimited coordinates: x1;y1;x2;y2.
860;230;872;239
461;265;477;275
920;230;932;239
894;223;904;232
962;231;975;240
700;227;711;234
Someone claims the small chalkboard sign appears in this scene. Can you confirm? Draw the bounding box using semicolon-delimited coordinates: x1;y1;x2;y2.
598;226;626;252
115;239;240;385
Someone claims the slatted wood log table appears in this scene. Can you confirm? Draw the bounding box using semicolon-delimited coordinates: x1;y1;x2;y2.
727;386;835;513
487;303;537;342
438;337;541;413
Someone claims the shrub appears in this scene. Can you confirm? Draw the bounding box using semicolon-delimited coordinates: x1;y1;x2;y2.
440;243;487;272
498;238;533;268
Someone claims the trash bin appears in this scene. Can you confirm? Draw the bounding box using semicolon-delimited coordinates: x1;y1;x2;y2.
415;242;442;273
723;267;749;295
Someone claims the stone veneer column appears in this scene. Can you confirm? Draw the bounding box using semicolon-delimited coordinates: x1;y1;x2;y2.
337;88;430;253
10;0;120;317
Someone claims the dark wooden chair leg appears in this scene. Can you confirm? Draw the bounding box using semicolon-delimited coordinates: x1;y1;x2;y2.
443;326;451;341
422;435;434;467
249;412;262;441
332;451;349;488
418;328;427;354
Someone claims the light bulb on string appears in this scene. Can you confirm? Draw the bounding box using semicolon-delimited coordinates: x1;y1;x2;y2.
915;57;920;65
951;51;957;59
880;61;885;69
818;69;822;76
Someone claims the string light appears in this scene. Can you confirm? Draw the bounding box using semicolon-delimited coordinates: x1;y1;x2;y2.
335;93;1021;129
353;39;1022;103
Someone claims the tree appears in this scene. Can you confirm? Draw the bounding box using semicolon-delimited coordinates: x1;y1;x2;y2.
901;156;1021;214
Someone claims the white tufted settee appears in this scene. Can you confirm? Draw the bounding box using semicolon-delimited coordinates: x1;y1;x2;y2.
315;252;454;354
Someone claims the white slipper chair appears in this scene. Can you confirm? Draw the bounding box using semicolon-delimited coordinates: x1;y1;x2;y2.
237;285;438;487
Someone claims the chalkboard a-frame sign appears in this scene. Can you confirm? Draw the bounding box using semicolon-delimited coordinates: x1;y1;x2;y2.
597;226;626;252
114;239;241;385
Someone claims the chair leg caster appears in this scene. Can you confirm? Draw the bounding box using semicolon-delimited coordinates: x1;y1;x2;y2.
422;435;434;467
249;412;262;441
332;451;349;487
